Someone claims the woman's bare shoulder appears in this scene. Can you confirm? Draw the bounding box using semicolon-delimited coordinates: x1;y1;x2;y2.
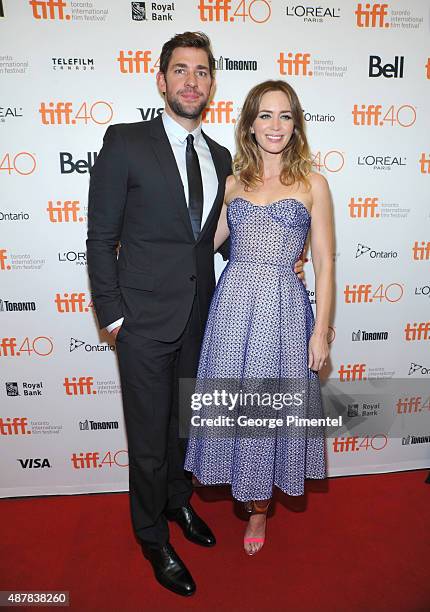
224;175;241;203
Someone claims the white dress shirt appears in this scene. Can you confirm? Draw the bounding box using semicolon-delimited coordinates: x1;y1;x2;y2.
106;111;219;333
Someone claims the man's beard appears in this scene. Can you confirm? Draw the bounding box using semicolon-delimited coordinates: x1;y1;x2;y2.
166;90;208;120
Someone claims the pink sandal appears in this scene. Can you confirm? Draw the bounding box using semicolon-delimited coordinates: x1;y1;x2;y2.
243;499;271;555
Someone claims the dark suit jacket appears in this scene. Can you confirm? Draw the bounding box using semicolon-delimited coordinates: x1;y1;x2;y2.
86;116;232;342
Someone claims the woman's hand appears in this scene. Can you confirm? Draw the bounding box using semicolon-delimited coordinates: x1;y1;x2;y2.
308;332;329;371
293;257;305;281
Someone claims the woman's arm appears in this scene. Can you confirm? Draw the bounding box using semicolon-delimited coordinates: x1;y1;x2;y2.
214;175;236;252
308;172;335;370
214;203;229;252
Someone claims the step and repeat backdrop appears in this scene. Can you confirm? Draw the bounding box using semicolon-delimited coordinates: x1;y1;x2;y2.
1;0;429;497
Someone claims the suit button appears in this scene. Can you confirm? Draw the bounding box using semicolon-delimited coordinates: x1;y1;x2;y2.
189;275;196;281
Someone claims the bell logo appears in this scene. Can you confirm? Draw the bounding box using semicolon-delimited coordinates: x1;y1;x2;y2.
277;52;312;76
63;376;96;396
0;417;31;435
47;200;82;223
29;0;70;20
0;249;11;270
338;363;366;381
117;50;154;74
355;2;389;28
412;241;430;260
369;55;404;78
348;197;380;218
202;101;235;124
419;153;430;174
404;322;430;341
54;293;91;313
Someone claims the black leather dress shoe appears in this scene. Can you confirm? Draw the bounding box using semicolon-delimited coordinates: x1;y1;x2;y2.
141;542;196;597
166;504;216;547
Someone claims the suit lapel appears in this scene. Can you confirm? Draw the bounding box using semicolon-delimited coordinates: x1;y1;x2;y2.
197;132;225;243
149;116;195;242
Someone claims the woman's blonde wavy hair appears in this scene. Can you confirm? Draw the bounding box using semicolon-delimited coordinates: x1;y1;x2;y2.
234;80;312;190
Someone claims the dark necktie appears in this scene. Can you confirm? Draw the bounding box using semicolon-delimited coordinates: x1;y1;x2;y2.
186;134;203;240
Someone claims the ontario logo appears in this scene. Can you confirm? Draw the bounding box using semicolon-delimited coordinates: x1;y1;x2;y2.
69;337;115;353
355;243;398;259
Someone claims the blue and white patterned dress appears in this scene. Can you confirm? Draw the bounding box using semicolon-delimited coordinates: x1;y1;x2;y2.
184;197;327;500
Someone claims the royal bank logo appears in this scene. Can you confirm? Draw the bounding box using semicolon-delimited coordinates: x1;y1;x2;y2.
131;1;146;19
131;1;174;21
5;382;19;396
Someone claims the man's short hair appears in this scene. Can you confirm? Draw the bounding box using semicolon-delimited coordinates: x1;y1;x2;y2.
159;31;215;78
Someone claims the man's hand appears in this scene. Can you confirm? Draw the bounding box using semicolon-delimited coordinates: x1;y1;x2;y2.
110;325;122;339
293;257;305;281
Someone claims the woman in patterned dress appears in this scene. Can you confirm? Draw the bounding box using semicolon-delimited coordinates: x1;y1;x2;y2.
185;80;334;555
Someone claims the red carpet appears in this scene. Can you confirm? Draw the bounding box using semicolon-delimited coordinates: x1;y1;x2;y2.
1;470;429;611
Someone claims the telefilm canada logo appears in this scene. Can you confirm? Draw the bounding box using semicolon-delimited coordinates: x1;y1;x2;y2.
52;57;95;71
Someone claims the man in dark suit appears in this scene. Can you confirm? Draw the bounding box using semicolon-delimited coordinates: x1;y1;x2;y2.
87;32;303;596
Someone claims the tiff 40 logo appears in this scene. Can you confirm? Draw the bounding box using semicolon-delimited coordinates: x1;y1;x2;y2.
55;293;92;313
71;450;128;469
39;101;113;126
198;0;271;23
312;150;344;173
0;337;54;357
352;104;416;127
0;153;37;175
117;50;159;74
344;283;403;303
